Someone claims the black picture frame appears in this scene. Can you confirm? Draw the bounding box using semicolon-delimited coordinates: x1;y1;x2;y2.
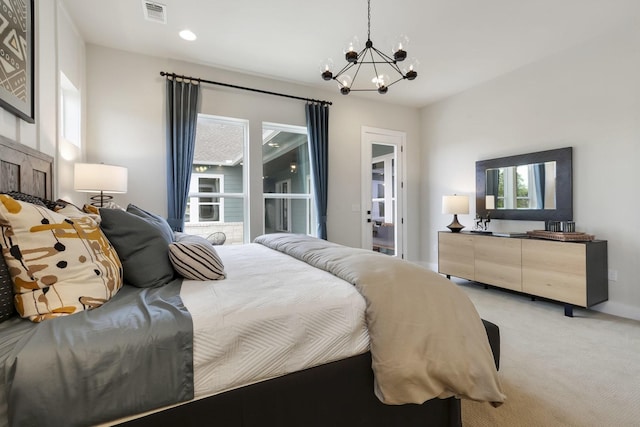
0;0;35;123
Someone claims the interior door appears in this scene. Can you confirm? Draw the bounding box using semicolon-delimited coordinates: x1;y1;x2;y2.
361;127;404;258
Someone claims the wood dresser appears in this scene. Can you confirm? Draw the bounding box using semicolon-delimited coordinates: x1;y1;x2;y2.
438;231;608;317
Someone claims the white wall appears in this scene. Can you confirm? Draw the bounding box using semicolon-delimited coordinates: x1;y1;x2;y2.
56;2;86;202
0;1;47;152
420;23;640;320
81;45;422;258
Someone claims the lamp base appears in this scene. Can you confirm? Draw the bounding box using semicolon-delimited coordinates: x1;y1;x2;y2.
447;214;465;233
89;191;111;207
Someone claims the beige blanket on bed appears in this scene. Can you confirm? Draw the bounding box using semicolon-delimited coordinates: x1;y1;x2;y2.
254;233;505;406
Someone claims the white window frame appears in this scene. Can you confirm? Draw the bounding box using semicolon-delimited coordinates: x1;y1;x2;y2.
187;173;224;223
371;153;395;224
262;122;316;237
275;179;291;232
60;72;81;148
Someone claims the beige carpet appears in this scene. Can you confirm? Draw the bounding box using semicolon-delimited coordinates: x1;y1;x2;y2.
458;280;640;427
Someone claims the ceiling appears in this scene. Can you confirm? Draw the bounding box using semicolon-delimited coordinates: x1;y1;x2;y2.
61;0;640;107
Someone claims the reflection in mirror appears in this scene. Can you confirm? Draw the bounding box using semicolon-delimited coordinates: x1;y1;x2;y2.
486;161;557;210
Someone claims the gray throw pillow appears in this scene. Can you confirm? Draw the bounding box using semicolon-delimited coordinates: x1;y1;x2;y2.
99;208;175;288
126;204;175;242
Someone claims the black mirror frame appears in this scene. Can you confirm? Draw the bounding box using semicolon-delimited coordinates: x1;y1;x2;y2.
475;147;573;221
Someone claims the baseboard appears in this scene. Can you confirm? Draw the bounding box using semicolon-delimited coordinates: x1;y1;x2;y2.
590;301;640;321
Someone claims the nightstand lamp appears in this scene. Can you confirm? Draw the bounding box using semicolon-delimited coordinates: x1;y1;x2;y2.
442;194;469;233
74;163;128;207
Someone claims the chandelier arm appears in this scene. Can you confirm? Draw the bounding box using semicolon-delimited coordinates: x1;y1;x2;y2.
386;77;406;87
370;45;398;63
368;48;382;87
369;46;406;78
333;62;356;79
350;57;366;85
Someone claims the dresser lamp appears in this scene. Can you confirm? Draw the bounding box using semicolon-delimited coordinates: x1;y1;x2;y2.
74;163;128;207
442;195;469;233
484;195;495;229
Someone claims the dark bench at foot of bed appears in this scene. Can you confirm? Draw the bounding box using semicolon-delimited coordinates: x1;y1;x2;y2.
483;319;500;370
119;320;500;427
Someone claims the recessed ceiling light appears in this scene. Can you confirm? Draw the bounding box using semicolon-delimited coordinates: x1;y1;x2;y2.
179;29;197;41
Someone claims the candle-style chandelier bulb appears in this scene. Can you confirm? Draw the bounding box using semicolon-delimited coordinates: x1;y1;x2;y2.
338;75;353;95
372;74;390;94
392;35;409;61
344;37;360;63
403;58;419;80
320;59;334;80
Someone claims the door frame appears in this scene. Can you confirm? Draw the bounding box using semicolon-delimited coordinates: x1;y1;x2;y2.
360;126;406;258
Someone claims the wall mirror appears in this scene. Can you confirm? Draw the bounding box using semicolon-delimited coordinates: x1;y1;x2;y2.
475;147;572;221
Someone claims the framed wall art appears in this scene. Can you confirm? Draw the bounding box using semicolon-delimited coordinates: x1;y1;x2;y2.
0;0;34;123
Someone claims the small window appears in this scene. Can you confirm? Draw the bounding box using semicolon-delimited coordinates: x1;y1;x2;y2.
60;72;81;148
186;174;224;223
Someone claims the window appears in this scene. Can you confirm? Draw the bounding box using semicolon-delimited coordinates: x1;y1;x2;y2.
262;122;315;236
497;165;533;209
184;114;247;244
371;152;395;224
184;116;316;242
60;72;81;148
186;174;224;222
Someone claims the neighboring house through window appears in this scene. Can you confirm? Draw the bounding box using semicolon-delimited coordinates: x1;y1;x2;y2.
262;122;315;237
184;115;315;243
185;114;246;244
187;173;224;222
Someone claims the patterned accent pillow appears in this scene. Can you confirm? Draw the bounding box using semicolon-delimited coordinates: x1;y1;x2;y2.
1;192;68;211
2;191;47;207
0;195;123;322
169;234;226;280
0;250;15;322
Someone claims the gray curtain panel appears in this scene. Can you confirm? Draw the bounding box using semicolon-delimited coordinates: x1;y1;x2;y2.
165;78;201;231
532;163;545;209
305;103;329;240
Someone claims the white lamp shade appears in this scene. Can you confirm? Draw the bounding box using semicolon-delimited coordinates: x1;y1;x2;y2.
74;163;128;193
485;195;496;210
442;195;469;215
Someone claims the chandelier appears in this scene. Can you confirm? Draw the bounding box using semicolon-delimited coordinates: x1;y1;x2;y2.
320;0;418;95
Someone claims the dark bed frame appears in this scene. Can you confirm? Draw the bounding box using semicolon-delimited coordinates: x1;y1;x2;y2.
0;137;501;427
120;319;499;427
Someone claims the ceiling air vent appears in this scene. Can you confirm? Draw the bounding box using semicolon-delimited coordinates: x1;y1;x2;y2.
142;1;167;24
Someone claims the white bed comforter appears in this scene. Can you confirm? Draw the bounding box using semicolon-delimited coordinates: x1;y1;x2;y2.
180;243;369;399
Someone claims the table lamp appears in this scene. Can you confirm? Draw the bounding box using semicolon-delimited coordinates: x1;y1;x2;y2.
74;163;128;207
442;194;469;233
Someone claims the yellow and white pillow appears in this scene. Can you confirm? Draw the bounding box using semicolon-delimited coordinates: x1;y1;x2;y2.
0;195;123;322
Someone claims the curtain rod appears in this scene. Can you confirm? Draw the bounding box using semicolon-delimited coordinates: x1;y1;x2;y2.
160;71;332;106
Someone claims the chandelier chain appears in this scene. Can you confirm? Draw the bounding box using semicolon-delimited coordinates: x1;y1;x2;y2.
367;0;371;40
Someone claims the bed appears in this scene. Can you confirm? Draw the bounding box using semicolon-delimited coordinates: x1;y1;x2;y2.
0;137;504;427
